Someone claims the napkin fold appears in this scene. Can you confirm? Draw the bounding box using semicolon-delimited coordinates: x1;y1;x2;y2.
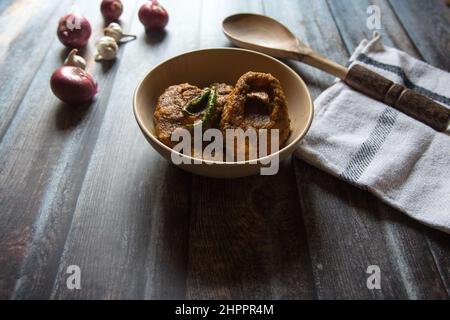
295;32;450;233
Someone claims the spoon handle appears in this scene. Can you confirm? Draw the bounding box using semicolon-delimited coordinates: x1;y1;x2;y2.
298;52;449;131
300;51;348;79
344;64;450;132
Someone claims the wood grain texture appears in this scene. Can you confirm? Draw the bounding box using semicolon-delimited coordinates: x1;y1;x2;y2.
388;0;450;296
328;1;448;298
266;0;406;300
0;0;448;300
0;0;94;299
50;0;194;300
389;0;450;71
187;161;315;299
293;0;449;299
186;0;315;299
0;0;69;139
8;0;142;299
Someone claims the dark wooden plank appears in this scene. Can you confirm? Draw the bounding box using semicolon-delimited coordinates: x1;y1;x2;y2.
325;0;449;299
2;0;139;299
326;0;420;55
265;0;400;299
389;0;450;71
263;0;449;299
49;0;197;300
295;161;450;299
185;0;315;299
187;161;315;299
0;0;92;299
0;0;69;140
389;0;450;296
424;232;450;296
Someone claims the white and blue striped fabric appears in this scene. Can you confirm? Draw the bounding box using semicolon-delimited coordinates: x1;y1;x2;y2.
295;32;450;233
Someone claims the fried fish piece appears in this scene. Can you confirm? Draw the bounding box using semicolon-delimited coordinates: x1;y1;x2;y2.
211;82;234;126
154;83;232;148
220;72;290;160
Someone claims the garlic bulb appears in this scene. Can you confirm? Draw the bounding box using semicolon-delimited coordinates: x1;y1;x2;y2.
104;22;137;44
104;22;123;42
64;49;86;70
95;36;119;61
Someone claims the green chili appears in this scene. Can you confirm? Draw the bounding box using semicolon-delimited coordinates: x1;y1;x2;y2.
182;88;211;115
202;85;217;124
186;85;217;128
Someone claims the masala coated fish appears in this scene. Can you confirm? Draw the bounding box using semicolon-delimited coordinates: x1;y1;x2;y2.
220;72;290;160
154;83;232;148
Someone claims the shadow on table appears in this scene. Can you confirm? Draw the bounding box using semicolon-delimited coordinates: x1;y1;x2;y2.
183;158;315;299
295;158;448;237
54;101;92;131
138;157;315;299
293;158;450;295
144;29;167;46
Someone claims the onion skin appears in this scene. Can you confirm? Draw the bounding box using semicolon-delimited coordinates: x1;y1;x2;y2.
138;0;169;31
57;13;92;48
100;0;123;21
50;66;98;105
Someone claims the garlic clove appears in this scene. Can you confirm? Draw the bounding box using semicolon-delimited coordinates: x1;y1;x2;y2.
95;36;119;61
104;22;137;44
64;48;87;70
104;22;123;42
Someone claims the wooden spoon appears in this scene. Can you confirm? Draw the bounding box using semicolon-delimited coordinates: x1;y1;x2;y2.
223;13;450;132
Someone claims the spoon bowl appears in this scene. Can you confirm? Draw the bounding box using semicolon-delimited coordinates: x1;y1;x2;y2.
222;13;307;59
223;13;348;79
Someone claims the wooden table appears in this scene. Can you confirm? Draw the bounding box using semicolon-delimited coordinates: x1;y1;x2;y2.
0;0;449;300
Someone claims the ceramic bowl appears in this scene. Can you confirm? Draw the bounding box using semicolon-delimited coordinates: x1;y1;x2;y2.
133;48;313;178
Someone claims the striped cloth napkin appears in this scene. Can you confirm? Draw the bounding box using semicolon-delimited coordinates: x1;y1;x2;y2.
295;32;450;233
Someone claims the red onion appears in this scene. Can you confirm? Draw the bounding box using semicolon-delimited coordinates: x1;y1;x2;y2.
50;66;98;105
57;13;92;48
100;0;123;21
138;0;169;31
